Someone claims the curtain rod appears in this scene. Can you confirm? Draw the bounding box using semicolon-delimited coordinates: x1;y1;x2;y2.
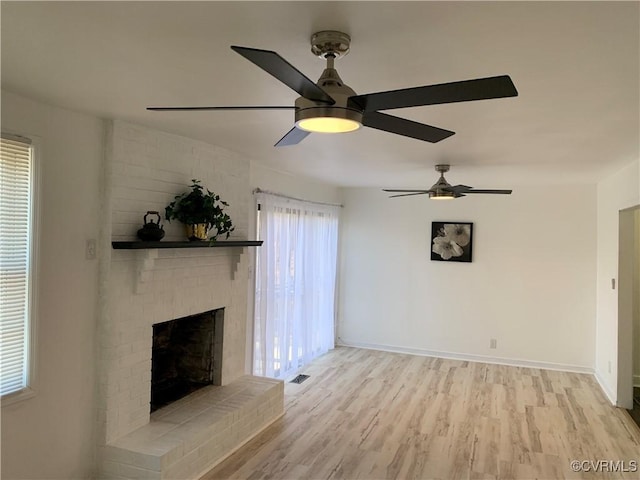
253;188;343;208
1;132;32;144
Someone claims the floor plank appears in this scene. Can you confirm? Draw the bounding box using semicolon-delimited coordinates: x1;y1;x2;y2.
201;347;640;480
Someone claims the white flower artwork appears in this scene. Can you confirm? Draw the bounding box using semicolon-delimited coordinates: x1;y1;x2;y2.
431;222;473;262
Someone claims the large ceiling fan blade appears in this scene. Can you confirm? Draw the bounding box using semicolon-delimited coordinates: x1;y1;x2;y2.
274;126;311;147
231;46;335;104
388;192;431;198
363;112;455;143
147;106;296;111
349;75;518;112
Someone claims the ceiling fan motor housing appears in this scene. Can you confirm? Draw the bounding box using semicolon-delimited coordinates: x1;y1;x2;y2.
294;72;363;129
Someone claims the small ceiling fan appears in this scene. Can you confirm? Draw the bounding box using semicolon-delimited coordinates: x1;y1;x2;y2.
384;164;513;200
148;31;518;147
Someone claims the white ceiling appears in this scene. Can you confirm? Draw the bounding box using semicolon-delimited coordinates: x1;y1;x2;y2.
2;1;638;188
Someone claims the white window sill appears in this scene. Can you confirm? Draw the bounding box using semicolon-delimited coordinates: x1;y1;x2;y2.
1;387;36;407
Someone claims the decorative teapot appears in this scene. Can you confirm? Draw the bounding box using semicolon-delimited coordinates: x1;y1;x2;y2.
137;211;165;241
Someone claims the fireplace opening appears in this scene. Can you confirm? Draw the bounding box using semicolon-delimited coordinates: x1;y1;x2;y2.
151;308;224;412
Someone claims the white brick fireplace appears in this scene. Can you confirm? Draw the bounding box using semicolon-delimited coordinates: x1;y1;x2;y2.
98;121;283;479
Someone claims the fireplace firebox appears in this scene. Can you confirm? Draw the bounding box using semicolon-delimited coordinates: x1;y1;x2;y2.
150;308;224;412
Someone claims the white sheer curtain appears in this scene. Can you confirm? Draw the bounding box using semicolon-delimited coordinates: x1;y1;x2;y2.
253;192;339;379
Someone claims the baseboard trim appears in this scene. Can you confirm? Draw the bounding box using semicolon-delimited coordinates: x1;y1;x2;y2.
336;339;594;374
594;370;617;405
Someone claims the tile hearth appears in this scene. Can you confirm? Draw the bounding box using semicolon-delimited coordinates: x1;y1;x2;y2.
100;376;283;480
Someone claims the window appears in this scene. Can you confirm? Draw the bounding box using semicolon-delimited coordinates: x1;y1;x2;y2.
253;192;339;379
1;134;35;399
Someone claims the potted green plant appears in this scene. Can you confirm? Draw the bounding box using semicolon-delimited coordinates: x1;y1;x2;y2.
165;179;235;241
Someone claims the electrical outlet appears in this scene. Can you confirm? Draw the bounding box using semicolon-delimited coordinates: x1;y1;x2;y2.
86;239;97;260
490;338;497;349
611;278;616;289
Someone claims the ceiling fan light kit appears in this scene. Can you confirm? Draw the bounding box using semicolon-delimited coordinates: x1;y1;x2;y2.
296;115;361;133
148;30;518;147
429;192;456;200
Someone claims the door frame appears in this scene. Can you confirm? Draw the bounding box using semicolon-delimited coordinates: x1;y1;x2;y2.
617;206;640;409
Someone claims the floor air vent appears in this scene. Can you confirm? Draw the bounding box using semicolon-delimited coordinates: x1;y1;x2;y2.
290;374;310;384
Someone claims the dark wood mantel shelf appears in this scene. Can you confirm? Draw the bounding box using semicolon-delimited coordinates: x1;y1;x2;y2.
112;240;263;250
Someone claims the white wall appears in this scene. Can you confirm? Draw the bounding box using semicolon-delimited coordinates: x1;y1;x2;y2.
249;162;342;205
595;159;640;403
338;185;597;370
1;91;103;478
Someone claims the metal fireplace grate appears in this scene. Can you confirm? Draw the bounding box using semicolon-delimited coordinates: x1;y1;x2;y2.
290;374;310;384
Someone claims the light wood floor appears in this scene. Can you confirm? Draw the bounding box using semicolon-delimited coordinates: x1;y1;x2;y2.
201;347;640;480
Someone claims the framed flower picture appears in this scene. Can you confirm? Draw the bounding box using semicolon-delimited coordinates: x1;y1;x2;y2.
431;222;473;262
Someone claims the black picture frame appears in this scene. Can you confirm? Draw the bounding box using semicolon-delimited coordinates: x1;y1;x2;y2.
430;222;473;262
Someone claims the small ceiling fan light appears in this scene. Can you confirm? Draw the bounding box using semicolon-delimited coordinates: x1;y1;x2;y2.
429;191;455;200
296;116;361;133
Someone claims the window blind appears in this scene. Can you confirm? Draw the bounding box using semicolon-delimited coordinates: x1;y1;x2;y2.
0;135;33;396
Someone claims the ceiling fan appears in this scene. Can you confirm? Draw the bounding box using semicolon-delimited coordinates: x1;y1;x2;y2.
384;164;513;200
148;31;518;147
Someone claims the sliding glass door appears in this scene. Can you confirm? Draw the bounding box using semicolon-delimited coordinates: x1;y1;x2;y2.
253;192;339;379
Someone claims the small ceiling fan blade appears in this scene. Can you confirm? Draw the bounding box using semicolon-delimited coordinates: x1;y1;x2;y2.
446;184;473;192
449;184;512;194
231;46;335;104
382;189;432;193
388;192;431;198
274;126;311;147
349;75;518;112
363;112;455;143
461;189;513;195
147;106;296;111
